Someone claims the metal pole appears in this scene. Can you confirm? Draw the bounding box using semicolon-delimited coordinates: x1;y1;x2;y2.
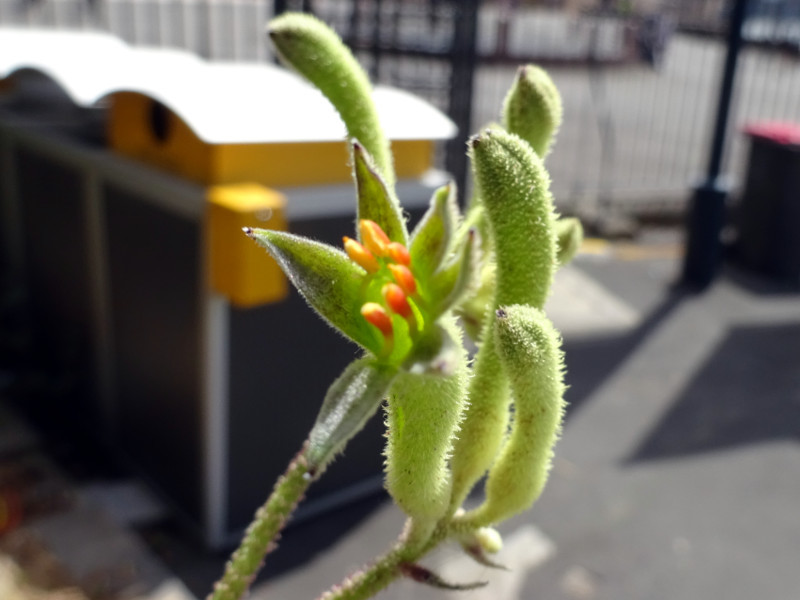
682;0;749;289
444;0;480;200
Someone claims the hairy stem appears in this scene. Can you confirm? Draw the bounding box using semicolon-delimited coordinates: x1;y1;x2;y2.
319;520;446;600
208;443;312;600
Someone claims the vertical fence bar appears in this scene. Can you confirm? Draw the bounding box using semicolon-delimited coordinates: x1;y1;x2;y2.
445;0;479;199
682;0;749;289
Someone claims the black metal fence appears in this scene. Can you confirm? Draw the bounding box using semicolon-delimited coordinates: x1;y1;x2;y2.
2;0;799;216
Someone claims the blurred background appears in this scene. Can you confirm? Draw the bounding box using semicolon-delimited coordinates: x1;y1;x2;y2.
0;1;799;599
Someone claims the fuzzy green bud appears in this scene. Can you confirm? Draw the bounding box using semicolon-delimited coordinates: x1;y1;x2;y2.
269;13;396;189
449;130;558;509
556;217;583;266
384;318;469;522
502;64;563;158
464;305;565;527
471;129;558;310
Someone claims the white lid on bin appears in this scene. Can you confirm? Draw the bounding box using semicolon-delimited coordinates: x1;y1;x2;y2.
0;28;457;144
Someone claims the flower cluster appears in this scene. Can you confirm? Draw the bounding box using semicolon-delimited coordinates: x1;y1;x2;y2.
345;220;419;356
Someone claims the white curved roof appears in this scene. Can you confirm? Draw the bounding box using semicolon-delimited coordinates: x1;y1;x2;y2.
0;28;457;145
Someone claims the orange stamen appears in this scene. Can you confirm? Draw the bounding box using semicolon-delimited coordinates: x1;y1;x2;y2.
359;219;391;257
382;283;412;318
343;236;379;273
361;302;393;338
387;242;411;266
388;264;417;296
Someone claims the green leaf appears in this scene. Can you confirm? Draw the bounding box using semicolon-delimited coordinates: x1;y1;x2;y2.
307;358;397;470
246;228;380;354
409;183;458;281
268;13;395;188
502;64;563;158
352;141;407;245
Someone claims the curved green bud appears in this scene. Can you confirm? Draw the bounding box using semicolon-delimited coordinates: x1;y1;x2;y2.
308;358;397;471
409;183;458;282
385;317;469;522
352;141;407;245
502;64;563;158
268;13;396;189
449;130;558;509
448;332;509;509
470;129;557;309
555;217;583;267
246;228;381;354
464;305;565;527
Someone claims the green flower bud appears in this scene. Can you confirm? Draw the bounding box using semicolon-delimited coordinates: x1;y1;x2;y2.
269;13;395;189
384;317;469;522
555;217;583;266
470;129;558;310
465;305;565;527
449;130;558;509
502;64;563;158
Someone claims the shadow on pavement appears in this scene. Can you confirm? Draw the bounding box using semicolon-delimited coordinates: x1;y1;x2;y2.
563;287;686;419
627;321;800;463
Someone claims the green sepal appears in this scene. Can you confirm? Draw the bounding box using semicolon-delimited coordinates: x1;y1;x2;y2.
402;320;462;377
268;13;395;188
502;64;563;158
428;228;478;318
555;217;583;266
399;563;487;591
246;228;380;355
307;357;397;470
409;183;458;281
352;141;407;245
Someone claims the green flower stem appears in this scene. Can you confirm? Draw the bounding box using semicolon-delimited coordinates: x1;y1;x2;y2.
208;443;312;600
319;519;446;600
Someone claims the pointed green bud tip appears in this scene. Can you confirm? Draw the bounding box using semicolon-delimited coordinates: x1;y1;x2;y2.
409;182;459;282
502;64;563;158
351;140;406;245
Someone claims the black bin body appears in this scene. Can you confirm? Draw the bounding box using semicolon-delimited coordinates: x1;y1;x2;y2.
736;122;800;283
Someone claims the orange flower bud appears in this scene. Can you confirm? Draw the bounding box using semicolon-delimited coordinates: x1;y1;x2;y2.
359;219;391;257
382;283;412;318
343;236;379;273
361;302;393;338
388;264;417;296
387;242;411;266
